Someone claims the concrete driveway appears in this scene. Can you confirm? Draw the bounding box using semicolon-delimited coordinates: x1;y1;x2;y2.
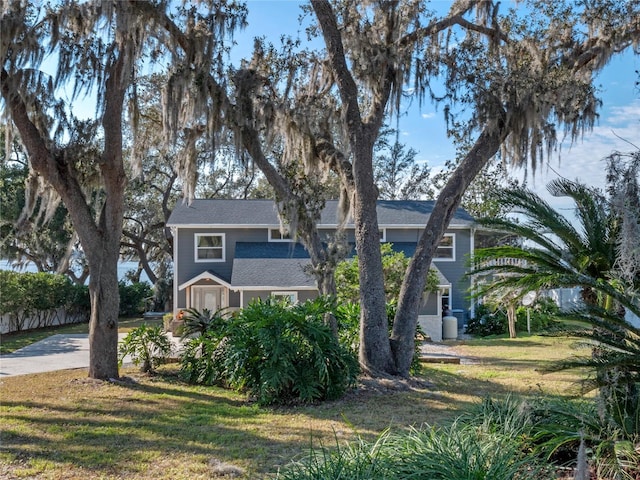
0;333;182;377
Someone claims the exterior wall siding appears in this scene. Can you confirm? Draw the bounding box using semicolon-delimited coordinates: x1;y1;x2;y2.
436;229;472;316
176;227;266;285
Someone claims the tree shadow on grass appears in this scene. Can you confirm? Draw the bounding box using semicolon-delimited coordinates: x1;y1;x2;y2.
0;372;335;479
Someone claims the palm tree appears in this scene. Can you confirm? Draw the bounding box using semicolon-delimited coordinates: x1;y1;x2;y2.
470;178;619;309
470;179;640;465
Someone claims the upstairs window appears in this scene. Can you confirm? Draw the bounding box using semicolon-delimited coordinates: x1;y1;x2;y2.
269;228;293;242
195;233;225;262
434;233;455;261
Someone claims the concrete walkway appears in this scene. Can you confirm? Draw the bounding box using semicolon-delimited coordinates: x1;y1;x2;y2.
0;333;182;377
1;333;468;378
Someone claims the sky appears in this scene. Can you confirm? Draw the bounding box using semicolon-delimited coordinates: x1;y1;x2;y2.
235;1;640;217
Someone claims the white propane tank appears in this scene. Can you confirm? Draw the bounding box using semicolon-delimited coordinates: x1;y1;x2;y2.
442;315;458;340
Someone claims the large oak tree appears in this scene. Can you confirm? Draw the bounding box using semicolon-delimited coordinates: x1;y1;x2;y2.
282;0;639;376
1;1;245;379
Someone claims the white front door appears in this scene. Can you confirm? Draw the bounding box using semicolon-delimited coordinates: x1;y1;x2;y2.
192;286;222;311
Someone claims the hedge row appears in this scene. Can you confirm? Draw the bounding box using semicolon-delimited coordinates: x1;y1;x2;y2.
0;270;153;332
0;270;90;316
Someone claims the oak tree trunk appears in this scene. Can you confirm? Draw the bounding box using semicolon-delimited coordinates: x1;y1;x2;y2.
391;120;508;376
352;135;397;376
87;256;121;379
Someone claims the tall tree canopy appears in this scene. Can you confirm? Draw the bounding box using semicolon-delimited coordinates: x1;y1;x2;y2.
1;1;246;379
247;0;640;376
3;0;638;381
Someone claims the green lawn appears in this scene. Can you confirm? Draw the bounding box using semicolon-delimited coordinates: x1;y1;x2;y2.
0;330;585;479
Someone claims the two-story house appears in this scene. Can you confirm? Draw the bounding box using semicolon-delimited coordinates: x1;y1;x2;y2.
167;199;476;340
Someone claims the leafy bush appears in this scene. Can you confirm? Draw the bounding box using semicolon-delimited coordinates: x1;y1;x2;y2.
335;243;439;304
465;303;508;336
227;297;359;404
335;301;360;353
118;281;152;317
0;270;90;331
180;297;359;405
466;298;559;337
118;324;173;373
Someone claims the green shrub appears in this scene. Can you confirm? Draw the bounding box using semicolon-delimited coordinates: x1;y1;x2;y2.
180;332;230;386
118;281;152;317
180;297;359;405
67;283;90;314
0;270;90;331
118;324;173;373
466;303;508;336
335;301;360;353
228;297;359;404
335;243;439;304
179;308;232;386
467;298;560;337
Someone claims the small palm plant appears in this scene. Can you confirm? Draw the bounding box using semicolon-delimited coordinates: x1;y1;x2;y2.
469;179;618;302
178;307;232;385
180;307;230;337
470;178;640;477
118;324;173;373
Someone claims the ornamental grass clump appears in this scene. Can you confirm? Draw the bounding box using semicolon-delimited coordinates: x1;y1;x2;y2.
277;397;549;480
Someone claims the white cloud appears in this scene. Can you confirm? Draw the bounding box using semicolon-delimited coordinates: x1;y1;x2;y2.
421;112;436;119
509;100;640;226
605;100;640;126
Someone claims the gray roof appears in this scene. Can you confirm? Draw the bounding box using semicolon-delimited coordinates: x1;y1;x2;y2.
167;199;474;227
231;258;315;288
231;242;315;288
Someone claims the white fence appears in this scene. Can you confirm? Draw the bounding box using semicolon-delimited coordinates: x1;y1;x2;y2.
0;308;89;334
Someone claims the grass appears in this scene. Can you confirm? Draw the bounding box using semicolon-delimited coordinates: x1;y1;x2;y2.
0;331;586;479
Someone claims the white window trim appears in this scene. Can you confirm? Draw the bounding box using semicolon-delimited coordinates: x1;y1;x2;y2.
268;228;293;242
272;291;298;303
433;233;455;262
379;228;386;242
194;233;225;263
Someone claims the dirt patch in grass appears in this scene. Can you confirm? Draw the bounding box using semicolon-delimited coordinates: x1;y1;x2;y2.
0;333;586;479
